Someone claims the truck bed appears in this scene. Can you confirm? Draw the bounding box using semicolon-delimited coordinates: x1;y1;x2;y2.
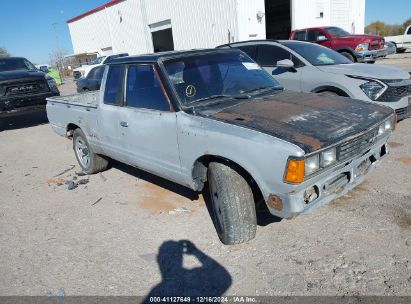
46;91;99;139
46;91;99;108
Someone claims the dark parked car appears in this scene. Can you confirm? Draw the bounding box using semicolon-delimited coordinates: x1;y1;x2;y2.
76;65;105;92
0;57;60;118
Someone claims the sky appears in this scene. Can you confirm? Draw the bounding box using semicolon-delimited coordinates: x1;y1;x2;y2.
1;0;410;64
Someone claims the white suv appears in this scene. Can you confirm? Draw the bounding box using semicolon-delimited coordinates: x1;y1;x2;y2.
219;40;411;121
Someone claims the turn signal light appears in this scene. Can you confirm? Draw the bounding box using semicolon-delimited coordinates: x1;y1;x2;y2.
285;159;305;184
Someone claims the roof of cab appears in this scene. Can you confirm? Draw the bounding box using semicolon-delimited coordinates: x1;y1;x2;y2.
108;48;242;65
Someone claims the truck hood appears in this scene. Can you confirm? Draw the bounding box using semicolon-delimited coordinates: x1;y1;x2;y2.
197;91;393;153
317;63;410;80
0;70;46;82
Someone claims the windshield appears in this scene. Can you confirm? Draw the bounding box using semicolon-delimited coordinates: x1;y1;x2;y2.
324;27;350;38
282;42;352;66
163;51;282;106
90;56;106;65
0;58;37;72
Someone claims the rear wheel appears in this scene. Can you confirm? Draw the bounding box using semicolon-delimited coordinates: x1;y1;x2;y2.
73;128;108;174
207;161;257;245
340;51;355;62
397;48;406;54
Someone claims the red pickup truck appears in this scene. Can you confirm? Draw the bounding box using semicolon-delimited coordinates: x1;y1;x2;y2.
290;26;385;63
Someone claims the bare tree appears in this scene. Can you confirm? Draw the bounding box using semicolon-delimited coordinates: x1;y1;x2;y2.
0;47;10;58
49;48;68;80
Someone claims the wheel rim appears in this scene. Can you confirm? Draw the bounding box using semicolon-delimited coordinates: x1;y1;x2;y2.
208;172;224;233
75;136;90;168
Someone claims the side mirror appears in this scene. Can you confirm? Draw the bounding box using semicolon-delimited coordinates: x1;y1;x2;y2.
276;59;295;69
317;35;328;42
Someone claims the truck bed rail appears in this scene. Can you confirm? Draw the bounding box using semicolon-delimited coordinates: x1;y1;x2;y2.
46;91;99;108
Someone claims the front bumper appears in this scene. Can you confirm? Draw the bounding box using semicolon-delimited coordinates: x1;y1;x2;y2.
355;49;385;63
0;91;59;118
265;136;389;219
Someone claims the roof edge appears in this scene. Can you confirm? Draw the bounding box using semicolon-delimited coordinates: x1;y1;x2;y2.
67;0;124;24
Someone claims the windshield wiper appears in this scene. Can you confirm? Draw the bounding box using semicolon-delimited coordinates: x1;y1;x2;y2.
186;94;249;105
241;86;281;95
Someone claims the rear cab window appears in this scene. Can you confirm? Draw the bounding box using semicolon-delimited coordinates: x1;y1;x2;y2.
104;65;124;105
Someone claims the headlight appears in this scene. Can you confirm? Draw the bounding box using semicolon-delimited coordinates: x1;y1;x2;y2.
378;124;385;135
360;81;385;100
47;78;57;87
384;119;393;131
378;116;395;136
355;43;369;52
305;154;320;176
320;148;337;167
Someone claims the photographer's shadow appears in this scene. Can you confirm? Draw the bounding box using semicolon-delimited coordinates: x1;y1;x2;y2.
144;240;232;301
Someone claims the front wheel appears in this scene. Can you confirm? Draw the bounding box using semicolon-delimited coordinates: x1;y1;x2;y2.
73;128;108;174
207;161;257;245
340;51;355;62
319;91;340;97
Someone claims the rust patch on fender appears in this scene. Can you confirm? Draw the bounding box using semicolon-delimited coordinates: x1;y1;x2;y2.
398;157;411;164
267;194;283;211
213;112;252;122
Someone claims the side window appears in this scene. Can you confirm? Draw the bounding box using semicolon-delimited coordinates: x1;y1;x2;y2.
293;30;306;41
407;27;411;35
307;30;324;42
125;65;170;111
87;67;98;79
237;45;257;60
256;45;294;66
104;65;123;105
95;66;105;80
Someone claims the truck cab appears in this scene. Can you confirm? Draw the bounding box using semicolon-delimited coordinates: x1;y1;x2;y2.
386;25;411;53
290;26;385;63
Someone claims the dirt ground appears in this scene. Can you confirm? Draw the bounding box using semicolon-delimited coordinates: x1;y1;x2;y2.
0;60;410;297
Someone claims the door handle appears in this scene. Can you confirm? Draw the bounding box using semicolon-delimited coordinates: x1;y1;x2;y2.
120;121;128;127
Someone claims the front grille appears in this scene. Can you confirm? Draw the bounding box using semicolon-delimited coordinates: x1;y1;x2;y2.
338;128;379;161
396;106;411;121
378;84;411;102
5;79;49;96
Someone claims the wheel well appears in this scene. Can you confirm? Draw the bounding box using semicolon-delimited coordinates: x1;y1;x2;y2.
66;123;80;138
337;49;357;62
192;155;264;203
313;86;349;97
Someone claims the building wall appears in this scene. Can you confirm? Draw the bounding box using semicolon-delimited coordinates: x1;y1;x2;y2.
292;0;365;34
68;8;112;54
67;0;365;56
236;0;266;41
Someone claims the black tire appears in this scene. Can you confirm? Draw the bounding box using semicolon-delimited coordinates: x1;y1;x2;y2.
73;128;108;174
319;91;340;97
397;48;406;54
207;161;257;245
340;51;355;62
367;61;376;64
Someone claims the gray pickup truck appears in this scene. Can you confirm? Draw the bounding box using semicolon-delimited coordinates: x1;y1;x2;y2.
47;49;395;244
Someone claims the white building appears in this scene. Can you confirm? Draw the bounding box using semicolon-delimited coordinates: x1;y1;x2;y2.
67;0;365;58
